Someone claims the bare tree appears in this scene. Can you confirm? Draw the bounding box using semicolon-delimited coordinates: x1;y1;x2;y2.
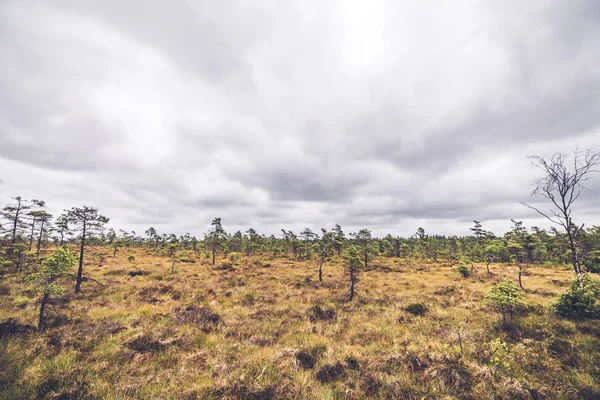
523;147;600;284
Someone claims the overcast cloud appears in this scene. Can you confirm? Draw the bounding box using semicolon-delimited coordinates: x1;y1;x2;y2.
1;0;599;238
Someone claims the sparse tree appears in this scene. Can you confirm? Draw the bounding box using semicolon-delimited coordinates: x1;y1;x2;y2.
26;245;76;330
206;217;227;265
25;200;46;251
2;197;35;253
112;238;124;257
245;228;260;256
524;148;600;284
145;227;159;249
332;224;345;256
55;214;70;246
345;245;362;301
65;206;109;293
317;229;335;282
34;211;52;258
354;229;378;268
300;227;317;260
484;240;505;275
470;221;484;261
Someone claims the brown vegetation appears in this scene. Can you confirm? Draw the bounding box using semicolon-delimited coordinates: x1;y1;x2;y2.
1;248;599;399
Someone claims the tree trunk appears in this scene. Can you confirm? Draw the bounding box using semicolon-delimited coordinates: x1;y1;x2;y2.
349;267;355;301
518;265;523;289
75;223;86;293
28;217;36;251
9;204;20;254
36;218;45;258
319;256;324;282
566;229;582;284
38;292;49;331
212;246;216;265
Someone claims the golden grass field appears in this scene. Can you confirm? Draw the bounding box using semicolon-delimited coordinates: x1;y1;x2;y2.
1;247;599;399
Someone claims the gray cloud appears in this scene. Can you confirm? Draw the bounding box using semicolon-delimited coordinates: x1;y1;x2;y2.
1;0;599;238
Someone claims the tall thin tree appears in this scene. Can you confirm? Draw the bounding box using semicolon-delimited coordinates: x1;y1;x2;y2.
65;206;109;293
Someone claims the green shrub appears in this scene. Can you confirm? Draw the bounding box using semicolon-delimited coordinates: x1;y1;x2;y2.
457;265;471;278
127;255;135;262
553;276;600;319
485;280;523;325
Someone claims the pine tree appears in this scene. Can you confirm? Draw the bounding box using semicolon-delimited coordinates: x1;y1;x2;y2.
26;246;76;330
65;206;109;293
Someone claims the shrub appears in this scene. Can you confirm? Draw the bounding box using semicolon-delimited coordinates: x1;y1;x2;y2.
405;303;428;316
457;265;471;278
127;255;135;262
553;276;600;319
485;280;523;326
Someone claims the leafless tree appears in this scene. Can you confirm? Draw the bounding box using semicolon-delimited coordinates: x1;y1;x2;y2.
523;147;600;284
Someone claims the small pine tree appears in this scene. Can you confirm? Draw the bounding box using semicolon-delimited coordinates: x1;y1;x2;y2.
485;280;523;326
458;264;471;278
26;246;76;330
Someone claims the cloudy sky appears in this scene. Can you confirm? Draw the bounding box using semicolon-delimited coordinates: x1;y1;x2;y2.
1;0;599;238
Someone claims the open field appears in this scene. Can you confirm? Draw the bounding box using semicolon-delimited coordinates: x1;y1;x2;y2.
1;248;599;399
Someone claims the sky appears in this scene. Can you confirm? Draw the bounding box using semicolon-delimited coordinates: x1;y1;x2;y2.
1;0;600;238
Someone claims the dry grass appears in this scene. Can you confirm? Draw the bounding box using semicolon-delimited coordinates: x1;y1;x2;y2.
1;247;599;399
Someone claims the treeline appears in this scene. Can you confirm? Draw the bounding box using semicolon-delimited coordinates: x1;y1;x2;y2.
1;195;600;275
2;147;600;282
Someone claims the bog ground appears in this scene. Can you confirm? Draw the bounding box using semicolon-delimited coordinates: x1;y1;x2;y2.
1;248;599;399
